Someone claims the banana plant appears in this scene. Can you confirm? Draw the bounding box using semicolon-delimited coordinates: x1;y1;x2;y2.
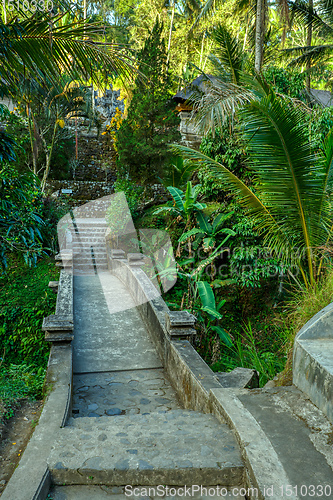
153;181;206;223
178;211;234;251
196;280;233;347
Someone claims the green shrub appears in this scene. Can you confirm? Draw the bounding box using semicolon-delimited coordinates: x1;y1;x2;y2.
263;66;306;99
112;176;144;221
0;363;45;419
0;257;58;368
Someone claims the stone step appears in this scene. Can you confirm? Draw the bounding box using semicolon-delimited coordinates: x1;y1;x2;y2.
71;231;107;237
74;252;107;263
73;264;108;269
48;410;244;487
71;228;108;232
73;257;107;263
49;485;245;499
72;247;106;251
238;386;333;495
73;264;108;270
73;250;107;256
70;227;108;232
72;238;106;243
73;246;107;252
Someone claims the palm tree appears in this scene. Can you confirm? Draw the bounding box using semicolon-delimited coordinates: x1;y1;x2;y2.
171;82;333;287
190;0;267;72
186;24;256;133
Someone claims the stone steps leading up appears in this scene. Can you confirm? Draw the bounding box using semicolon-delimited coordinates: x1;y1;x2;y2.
48;410;244;487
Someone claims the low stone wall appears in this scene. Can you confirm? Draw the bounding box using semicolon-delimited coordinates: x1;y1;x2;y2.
46;180;114;201
293;302;333;423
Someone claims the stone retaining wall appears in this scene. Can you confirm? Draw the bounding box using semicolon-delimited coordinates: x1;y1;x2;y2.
46;180;114;201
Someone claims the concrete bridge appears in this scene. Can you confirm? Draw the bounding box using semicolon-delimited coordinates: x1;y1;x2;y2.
2;205;333;500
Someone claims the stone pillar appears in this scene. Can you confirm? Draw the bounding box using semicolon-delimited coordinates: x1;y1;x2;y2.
165;311;196;342
127;253;145;267
42;315;74;343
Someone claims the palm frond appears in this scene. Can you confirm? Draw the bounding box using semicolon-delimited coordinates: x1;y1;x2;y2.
172;90;332;282
188;76;256;134
169;143;271;218
318;0;333;24
286;43;333;68
289;0;333;35
318;129;333;228
190;0;224;31
210;24;244;85
0;14;136;87
240;91;329;258
183;0;202;13
276;0;291;34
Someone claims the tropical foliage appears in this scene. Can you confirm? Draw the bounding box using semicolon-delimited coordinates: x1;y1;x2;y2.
172;83;333;287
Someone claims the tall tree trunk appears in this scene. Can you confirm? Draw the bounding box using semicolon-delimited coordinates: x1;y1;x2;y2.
167;0;176;68
41;121;58;193
255;0;265;73
199;31;205;68
243;15;249;52
26;104;38;175
2;0;7;23
306;0;313;93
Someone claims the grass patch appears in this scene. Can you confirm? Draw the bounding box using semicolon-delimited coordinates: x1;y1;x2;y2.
288;268;333;334
211;320;292;387
277;266;333;385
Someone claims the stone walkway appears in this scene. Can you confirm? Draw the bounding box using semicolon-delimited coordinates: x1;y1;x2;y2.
48;273;245;499
73;274;161;373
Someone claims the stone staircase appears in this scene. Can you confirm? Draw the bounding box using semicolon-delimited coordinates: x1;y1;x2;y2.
71;219;108;273
48;410;244;487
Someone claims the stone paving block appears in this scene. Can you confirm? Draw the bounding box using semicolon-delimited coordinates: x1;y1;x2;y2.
72;369;181;418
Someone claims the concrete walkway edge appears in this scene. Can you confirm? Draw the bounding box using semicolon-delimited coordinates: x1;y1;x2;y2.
209;388;298;500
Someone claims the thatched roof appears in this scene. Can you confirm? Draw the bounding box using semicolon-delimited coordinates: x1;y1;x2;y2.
173;74;217;103
310;89;333;107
